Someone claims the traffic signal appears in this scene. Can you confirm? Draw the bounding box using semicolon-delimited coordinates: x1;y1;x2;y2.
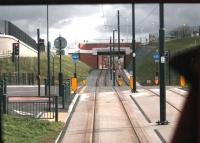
38;39;45;52
11;46;15;62
13;43;19;55
164;50;169;63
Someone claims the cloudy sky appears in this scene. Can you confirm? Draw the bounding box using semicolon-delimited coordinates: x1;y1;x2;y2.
0;4;200;48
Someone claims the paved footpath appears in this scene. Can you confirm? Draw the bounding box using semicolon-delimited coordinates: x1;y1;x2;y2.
119;85;187;143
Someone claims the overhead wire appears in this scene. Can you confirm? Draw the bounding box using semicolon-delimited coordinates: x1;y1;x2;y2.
136;5;158;31
99;5;110;42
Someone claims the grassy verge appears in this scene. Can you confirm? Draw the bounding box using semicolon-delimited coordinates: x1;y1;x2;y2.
3;115;64;143
135;36;200;85
0;52;92;84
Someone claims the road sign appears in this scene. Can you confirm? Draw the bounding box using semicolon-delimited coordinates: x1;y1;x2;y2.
153;51;160;62
54;36;67;49
72;53;79;61
56;49;65;55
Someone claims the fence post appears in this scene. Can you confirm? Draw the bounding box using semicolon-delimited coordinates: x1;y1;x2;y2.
8;72;11;84
28;73;31;85
66;79;71;107
0;80;3;143
2;79;7;114
61;84;65;109
55;96;58;122
44;79;47;96
32;73;35;85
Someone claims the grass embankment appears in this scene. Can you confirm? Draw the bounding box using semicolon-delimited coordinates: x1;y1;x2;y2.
135;36;200;85
0;52;92;84
3;115;64;143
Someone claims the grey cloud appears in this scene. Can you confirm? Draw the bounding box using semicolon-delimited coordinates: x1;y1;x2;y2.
96;4;159;38
1;4;200;42
0;5;100;39
48;5;100;27
165;4;200;31
97;3;200;39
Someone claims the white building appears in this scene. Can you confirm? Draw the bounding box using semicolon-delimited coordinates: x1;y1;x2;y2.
0;20;37;58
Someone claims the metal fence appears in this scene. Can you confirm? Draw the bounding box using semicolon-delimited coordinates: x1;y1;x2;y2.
0;72;35;85
0;79;7;142
7;97;56;119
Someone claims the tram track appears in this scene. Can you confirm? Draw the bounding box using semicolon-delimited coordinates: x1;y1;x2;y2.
91;70;102;143
90;69;143;143
113;87;144;143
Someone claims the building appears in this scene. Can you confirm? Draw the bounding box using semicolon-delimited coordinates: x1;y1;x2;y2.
0;20;37;57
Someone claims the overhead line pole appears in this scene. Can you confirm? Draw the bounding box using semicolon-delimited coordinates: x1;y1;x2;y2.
113;30;116;86
157;3;168;125
117;10;120;59
132;4;136;93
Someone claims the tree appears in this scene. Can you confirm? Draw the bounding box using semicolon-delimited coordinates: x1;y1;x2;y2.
170;25;192;39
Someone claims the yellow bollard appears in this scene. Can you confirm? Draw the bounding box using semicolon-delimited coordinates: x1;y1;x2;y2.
180;75;186;88
82;79;87;86
154;75;159;85
71;77;78;92
154;79;159;85
130;76;133;90
117;79;123;86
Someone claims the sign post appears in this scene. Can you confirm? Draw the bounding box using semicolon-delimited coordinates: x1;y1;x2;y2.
54;36;67;97
72;53;79;78
71;53;79;94
153;50;160;85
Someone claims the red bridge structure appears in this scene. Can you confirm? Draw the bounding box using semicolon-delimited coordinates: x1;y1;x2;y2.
78;42;140;69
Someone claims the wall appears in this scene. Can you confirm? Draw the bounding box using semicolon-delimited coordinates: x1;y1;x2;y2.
79;53;97;69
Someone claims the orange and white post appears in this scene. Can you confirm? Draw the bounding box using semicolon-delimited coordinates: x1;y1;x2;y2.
71;77;78;92
82;79;87;86
179;75;186;88
130;76;133;90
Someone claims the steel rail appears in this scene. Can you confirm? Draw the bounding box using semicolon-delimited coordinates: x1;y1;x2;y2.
113;87;142;143
91;70;103;143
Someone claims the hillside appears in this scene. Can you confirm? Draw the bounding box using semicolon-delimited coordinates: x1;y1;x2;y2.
129;36;200;85
0;53;92;84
